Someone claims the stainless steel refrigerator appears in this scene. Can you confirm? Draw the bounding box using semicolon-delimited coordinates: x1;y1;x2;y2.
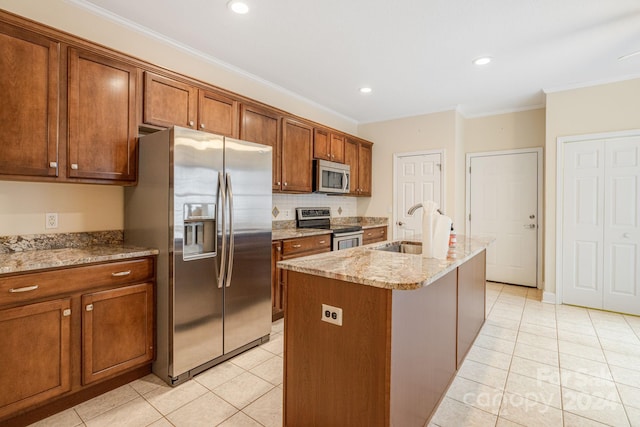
124;126;272;386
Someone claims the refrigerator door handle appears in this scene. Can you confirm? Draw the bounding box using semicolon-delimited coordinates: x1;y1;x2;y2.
225;172;235;288
217;171;227;289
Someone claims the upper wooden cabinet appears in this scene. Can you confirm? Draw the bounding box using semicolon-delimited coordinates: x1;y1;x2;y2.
143;71;239;137
240;103;282;190
345;137;372;196
313;128;345;163
281;117;313;192
0;22;59;178
67;48;137;182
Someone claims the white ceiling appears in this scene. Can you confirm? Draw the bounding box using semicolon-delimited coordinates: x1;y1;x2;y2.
75;0;640;123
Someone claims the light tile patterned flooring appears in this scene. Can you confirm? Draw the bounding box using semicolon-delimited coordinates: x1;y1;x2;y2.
31;282;640;427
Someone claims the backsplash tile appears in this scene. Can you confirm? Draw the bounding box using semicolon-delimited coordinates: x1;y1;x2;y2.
272;194;357;221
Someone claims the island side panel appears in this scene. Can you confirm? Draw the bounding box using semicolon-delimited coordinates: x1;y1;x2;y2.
283;271;392;427
390;269;458;426
456;249;487;368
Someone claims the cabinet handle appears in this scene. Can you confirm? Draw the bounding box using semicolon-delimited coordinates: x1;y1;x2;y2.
276;247;281;252
9;285;39;293
111;270;132;277
63;308;71;317
49;162;58;168
292;244;302;248
188;121;194;127
277;181;281;185
71;164;78;170
318;240;326;244
200;123;205;129
86;304;93;311
284;182;288;186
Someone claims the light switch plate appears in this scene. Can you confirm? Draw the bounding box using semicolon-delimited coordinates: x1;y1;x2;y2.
45;212;58;229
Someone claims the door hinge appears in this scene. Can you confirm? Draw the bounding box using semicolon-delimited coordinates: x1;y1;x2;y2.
468;213;471;221
437;163;442;171
469;166;471;174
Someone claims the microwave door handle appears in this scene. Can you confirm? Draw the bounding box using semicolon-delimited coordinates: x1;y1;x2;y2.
343;171;348;191
217;171;227;289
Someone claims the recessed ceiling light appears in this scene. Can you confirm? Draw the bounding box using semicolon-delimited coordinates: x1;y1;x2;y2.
359;87;372;94
473;56;492;66
227;0;249;14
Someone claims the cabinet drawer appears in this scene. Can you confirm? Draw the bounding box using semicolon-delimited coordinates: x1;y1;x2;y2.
363;226;387;245
282;235;331;257
0;258;154;307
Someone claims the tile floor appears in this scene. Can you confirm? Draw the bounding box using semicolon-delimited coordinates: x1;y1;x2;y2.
30;282;640;427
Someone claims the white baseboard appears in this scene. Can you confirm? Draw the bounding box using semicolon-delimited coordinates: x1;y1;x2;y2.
542;291;557;304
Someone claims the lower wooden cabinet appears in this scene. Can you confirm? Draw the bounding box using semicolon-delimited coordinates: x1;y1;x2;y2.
0;298;71;420
0;257;156;425
363;226;387;245
82;283;154;385
271;234;331;320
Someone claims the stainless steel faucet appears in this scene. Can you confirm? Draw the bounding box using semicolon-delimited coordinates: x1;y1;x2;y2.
407;203;442;216
407;203;423;215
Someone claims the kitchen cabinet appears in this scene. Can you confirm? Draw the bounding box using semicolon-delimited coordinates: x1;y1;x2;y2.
271;234;331;320
280;117;314;193
0;21;59;178
67;48;138;182
0;257;155;425
271;241;284;320
82;282;154;385
143;71;239;137
345;137;373;196
0;298;71;420
240;103;282;190
313;128;345;163
363;226;388;245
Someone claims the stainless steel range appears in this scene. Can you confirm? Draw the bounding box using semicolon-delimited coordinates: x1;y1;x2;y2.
296;207;363;250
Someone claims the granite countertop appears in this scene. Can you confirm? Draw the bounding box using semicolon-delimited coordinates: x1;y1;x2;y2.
272;228;332;241
277;235;493;290
272;217;389;241
0;245;159;275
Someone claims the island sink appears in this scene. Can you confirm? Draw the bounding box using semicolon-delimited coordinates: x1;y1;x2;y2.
371;240;422;254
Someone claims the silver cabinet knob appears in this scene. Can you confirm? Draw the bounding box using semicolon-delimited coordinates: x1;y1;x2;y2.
276;181;281;185
200;123;205;129
49;161;57;168
71;164;78;170
188;121;194;127
284;182;288;186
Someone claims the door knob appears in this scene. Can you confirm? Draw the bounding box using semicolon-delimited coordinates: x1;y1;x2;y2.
397;221;405;226
623;232;631;238
523;224;536;229
529;214;536;219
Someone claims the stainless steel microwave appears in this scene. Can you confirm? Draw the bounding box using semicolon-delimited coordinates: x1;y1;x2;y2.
313;159;350;194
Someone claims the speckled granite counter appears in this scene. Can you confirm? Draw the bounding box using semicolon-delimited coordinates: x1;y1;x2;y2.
277;235;493;290
271;217;388;241
0;245;159;275
271;228;332;241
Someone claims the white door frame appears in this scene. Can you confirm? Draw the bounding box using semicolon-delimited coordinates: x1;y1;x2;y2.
392;149;445;239
555;129;640;304
466;148;544;288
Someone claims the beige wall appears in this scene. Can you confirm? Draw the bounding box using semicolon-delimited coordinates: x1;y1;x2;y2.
464;108;546;153
357;110;459;228
0;182;123;235
0;0;356;237
544;78;640;297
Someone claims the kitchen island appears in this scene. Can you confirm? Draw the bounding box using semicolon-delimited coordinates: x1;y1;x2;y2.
278;236;492;427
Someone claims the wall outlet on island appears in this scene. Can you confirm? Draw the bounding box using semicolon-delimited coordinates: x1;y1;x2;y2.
45;212;58;229
321;304;343;326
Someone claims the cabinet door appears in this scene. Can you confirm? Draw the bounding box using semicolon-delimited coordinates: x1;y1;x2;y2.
0;23;59;177
198;89;239;137
272;241;284;321
330;133;345;163
82;283;154;385
358;141;373;196
313;128;331;160
240;103;282;190
281;118;313;192
143;71;197;129
344;137;359;195
68;48;137;182
0;298;71;419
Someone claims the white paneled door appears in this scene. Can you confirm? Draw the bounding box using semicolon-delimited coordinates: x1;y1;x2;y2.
394;152;442;239
468;151;540;287
562;136;640;315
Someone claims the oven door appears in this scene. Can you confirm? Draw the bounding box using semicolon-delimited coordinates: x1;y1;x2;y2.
332;231;363;251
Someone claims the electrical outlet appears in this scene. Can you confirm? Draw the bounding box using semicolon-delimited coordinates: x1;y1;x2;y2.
321;304;343;326
45;212;58;229
283;209;292;218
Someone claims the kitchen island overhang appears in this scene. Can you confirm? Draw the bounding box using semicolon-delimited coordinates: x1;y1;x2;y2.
278;236;493;427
